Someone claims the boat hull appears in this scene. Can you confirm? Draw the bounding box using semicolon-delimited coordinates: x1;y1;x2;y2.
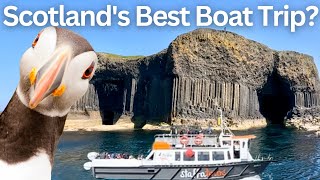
92;160;271;179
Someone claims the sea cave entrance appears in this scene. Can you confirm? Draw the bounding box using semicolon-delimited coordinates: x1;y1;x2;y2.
257;71;295;124
96;80;125;125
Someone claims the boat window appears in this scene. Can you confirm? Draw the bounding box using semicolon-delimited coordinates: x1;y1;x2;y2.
212;151;224;161
227;151;231;160
198;151;210;161
146;152;154;160
175;152;181;161
243;142;245;148
222;140;231;146
183;152;195;161
149;154;154;160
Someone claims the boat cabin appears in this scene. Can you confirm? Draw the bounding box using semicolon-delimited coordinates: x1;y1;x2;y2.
145;132;255;165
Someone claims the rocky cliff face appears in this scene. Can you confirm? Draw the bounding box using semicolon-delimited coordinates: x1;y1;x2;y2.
71;29;320;127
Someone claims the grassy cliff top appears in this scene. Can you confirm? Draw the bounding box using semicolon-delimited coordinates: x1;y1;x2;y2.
98;52;144;61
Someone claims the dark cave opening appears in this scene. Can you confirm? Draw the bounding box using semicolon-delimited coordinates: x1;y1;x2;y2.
257;71;295;124
96;80;125;125
102;111;115;125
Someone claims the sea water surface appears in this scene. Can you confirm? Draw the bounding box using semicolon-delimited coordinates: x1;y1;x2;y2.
52;125;320;180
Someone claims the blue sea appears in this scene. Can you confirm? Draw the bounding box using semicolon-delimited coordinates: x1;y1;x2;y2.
52;126;320;180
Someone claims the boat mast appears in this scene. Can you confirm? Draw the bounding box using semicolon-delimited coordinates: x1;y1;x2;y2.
217;107;234;136
218;108;223;134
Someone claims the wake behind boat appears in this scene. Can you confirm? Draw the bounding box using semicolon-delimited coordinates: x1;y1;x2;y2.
84;109;274;179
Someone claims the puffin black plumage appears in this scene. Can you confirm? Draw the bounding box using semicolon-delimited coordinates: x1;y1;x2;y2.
0;27;97;180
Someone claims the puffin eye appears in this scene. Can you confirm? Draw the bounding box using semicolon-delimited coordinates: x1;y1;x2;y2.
32;32;42;48
82;62;95;79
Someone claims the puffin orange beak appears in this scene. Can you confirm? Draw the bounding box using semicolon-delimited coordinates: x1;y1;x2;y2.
29;47;72;109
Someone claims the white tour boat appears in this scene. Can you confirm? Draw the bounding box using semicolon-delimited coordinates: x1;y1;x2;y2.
84;109;273;179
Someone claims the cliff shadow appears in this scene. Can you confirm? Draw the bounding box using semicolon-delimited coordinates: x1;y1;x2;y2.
132;76;171;128
132;77;148;128
132;55;173;128
257;70;295;124
95;80;125;125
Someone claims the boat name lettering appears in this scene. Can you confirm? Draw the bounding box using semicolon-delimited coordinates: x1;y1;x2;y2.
180;168;208;178
213;169;226;177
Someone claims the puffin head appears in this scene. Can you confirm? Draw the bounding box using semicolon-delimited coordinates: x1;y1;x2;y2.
17;27;97;117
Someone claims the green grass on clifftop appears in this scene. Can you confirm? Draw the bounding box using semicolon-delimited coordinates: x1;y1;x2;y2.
99;52;144;61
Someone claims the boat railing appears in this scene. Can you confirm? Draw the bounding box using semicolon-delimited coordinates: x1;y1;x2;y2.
154;134;218;147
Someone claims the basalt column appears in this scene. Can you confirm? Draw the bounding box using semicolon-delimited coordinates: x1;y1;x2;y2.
294;91;320;108
72;83;100;111
171;77;262;120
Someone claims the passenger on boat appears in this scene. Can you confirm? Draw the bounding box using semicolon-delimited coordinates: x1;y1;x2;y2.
98;152;107;159
106;154;111;159
179;129;187;134
137;155;144;160
234;141;240;158
204;127;213;134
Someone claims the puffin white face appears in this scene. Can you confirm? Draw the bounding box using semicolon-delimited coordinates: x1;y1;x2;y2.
17;27;97;117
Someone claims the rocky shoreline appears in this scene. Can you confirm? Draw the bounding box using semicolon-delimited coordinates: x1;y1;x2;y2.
64;115;320;137
63;117;267;131
285;107;320;134
64;117;134;131
286;117;320;131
